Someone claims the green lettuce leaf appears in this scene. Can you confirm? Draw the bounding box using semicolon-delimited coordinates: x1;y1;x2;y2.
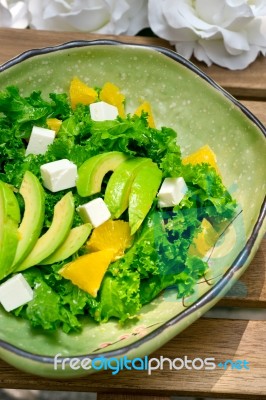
14;264;98;333
92;267;141;323
94;206;208;322
180;163;237;222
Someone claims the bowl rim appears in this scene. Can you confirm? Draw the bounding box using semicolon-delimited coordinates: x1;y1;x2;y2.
0;39;265;365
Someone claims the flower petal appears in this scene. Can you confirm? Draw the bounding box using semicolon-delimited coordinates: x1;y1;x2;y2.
164;0;212;31
220;28;250;55
149;0;199;41
0;0;29;28
148;0;266;69
247;17;266;47
199;39;261;69
194;42;213;66
10;2;29;28
28;0;148;34
173;41;195;59
0;2;12;27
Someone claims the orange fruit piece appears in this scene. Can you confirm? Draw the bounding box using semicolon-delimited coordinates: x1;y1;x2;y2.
87;220;133;259
182;145;220;174
99;82;125;118
59;249;114;297
69;77;98;109
46;118;62;133
189;218;219;257
134;101;155;128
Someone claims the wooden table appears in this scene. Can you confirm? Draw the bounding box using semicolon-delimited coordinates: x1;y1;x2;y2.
0;28;265;400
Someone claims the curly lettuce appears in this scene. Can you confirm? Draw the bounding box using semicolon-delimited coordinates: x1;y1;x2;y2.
0;85;237;332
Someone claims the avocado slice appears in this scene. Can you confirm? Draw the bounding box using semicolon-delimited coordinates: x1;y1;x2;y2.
104;157;152;219
12;171;45;269
0;182;20;223
76;152;128;197
129;162;162;234
0;182;21;280
40;223;92;265
16;192;75;272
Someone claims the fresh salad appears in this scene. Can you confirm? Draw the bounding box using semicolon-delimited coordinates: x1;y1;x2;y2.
0;78;237;333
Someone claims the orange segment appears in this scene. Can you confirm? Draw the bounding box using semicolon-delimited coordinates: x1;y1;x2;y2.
134;101;155;128
87;220;133;259
59;249;114;297
182;145;220;174
69;77;98;109
189;218;219;257
46;118;62;133
99;82;125;118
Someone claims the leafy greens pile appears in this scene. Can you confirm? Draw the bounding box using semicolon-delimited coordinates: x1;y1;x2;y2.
0;85;237;333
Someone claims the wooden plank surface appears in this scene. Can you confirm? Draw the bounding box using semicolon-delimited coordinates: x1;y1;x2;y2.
241;101;266;126
194;56;266;100
0;318;265;399
0;27;173;64
221;238;266;308
0;28;266;100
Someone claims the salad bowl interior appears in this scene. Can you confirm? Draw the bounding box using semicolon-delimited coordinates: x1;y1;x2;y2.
0;40;265;378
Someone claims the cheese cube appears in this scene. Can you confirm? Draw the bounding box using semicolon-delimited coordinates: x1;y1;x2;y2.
40;159;77;192
90;101;118;121
77;198;111;228
157;177;188;208
0;273;33;312
25;126;56;156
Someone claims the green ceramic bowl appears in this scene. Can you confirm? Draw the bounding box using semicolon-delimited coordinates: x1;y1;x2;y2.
0;40;265;378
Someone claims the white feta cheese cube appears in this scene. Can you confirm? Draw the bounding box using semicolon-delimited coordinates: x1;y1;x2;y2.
0;273;33;312
40;159;77;192
90;101;118;121
77;198;111;228
25;126;56;156
157;177;188;208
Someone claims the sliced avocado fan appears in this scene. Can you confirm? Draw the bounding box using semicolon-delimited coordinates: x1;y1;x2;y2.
104;157;152;219
40;223;92;265
16;192;75;272
0;181;21;280
12;171;45;269
129;162;162;234
76;151;128;197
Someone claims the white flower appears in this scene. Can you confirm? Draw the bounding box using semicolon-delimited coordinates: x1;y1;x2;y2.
0;0;29;28
148;0;266;70
27;0;149;35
